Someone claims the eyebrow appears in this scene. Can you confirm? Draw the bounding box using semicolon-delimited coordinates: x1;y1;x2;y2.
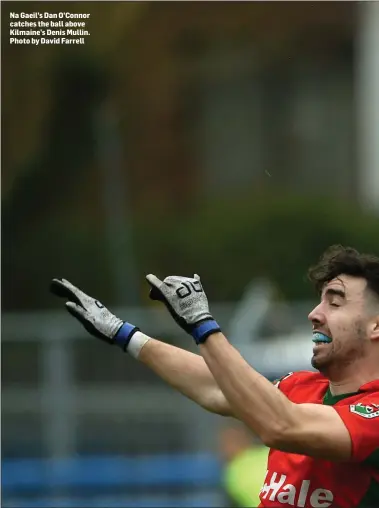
324;288;346;299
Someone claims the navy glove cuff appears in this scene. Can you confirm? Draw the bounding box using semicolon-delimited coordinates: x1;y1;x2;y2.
114;322;140;351
191;319;221;344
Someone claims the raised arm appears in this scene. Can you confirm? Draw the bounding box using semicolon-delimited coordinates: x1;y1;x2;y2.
137;338;232;415
49;278;233;417
200;332;352;460
146;273;353;461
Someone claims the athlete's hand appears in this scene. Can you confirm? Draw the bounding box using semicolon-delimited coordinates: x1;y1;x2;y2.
50;278;139;351
146;273;221;344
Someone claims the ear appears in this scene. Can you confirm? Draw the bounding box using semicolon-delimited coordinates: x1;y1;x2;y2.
369;314;379;341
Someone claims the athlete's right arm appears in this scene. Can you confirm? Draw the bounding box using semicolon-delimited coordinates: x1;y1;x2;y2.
137;337;233;415
49;278;234;417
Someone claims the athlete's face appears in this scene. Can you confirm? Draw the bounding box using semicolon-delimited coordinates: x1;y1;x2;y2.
308;275;378;374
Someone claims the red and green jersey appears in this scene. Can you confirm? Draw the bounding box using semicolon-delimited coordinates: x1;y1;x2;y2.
259;371;379;508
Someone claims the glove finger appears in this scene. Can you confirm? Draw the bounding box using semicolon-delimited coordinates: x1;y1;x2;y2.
50;278;72;298
146;274;167;302
66;301;88;317
146;274;163;289
50;278;86;307
65;301;89;322
66;302;109;341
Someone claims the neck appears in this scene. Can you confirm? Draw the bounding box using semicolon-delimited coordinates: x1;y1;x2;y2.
325;358;379;395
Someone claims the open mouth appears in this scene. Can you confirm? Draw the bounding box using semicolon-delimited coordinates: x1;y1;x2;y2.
312;332;332;344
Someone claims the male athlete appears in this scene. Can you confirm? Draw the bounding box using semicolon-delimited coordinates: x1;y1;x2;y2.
51;245;379;508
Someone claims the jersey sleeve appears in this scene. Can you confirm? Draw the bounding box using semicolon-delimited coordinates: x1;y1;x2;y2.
333;398;379;462
273;371;314;398
273;372;297;396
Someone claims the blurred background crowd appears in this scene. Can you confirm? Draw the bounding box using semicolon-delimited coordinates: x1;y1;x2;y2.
2;1;379;507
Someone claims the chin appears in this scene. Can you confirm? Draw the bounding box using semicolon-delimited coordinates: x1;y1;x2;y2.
311;355;331;372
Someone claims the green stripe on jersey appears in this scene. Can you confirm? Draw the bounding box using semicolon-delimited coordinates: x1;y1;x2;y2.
365;448;379;469
357;477;379;508
322;386;360;406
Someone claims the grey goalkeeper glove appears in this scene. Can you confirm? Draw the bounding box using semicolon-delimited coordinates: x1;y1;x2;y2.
146;273;221;344
50;278;139;351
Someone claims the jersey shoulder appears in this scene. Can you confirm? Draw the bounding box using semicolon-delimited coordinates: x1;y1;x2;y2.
340;380;379;408
333;383;379;463
346;385;379;412
358;379;379;398
274;370;328;397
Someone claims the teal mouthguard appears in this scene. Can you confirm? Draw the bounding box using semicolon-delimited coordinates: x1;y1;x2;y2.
312;332;332;344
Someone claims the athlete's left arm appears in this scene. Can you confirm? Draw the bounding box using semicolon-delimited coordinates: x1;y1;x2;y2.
200;333;353;461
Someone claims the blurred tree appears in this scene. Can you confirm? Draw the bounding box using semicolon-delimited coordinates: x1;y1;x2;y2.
2;2;147;310
2;1;146;197
2;55;109;310
2;2;361;311
134;191;379;302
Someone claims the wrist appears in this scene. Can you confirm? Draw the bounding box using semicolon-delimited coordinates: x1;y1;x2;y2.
191;319;221;344
114;321;140;351
126;331;151;359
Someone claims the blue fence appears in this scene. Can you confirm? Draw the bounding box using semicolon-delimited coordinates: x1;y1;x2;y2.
2;454;223;508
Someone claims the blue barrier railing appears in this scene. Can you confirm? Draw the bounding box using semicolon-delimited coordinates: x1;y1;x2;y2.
2;496;222;508
2;453;224;507
2;453;221;491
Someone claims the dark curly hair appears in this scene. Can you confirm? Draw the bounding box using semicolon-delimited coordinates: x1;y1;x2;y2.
308;245;379;301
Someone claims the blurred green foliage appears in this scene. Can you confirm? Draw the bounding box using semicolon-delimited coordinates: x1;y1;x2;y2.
135;192;379;302
2;56;111;311
2;2;375;311
4;183;379;311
